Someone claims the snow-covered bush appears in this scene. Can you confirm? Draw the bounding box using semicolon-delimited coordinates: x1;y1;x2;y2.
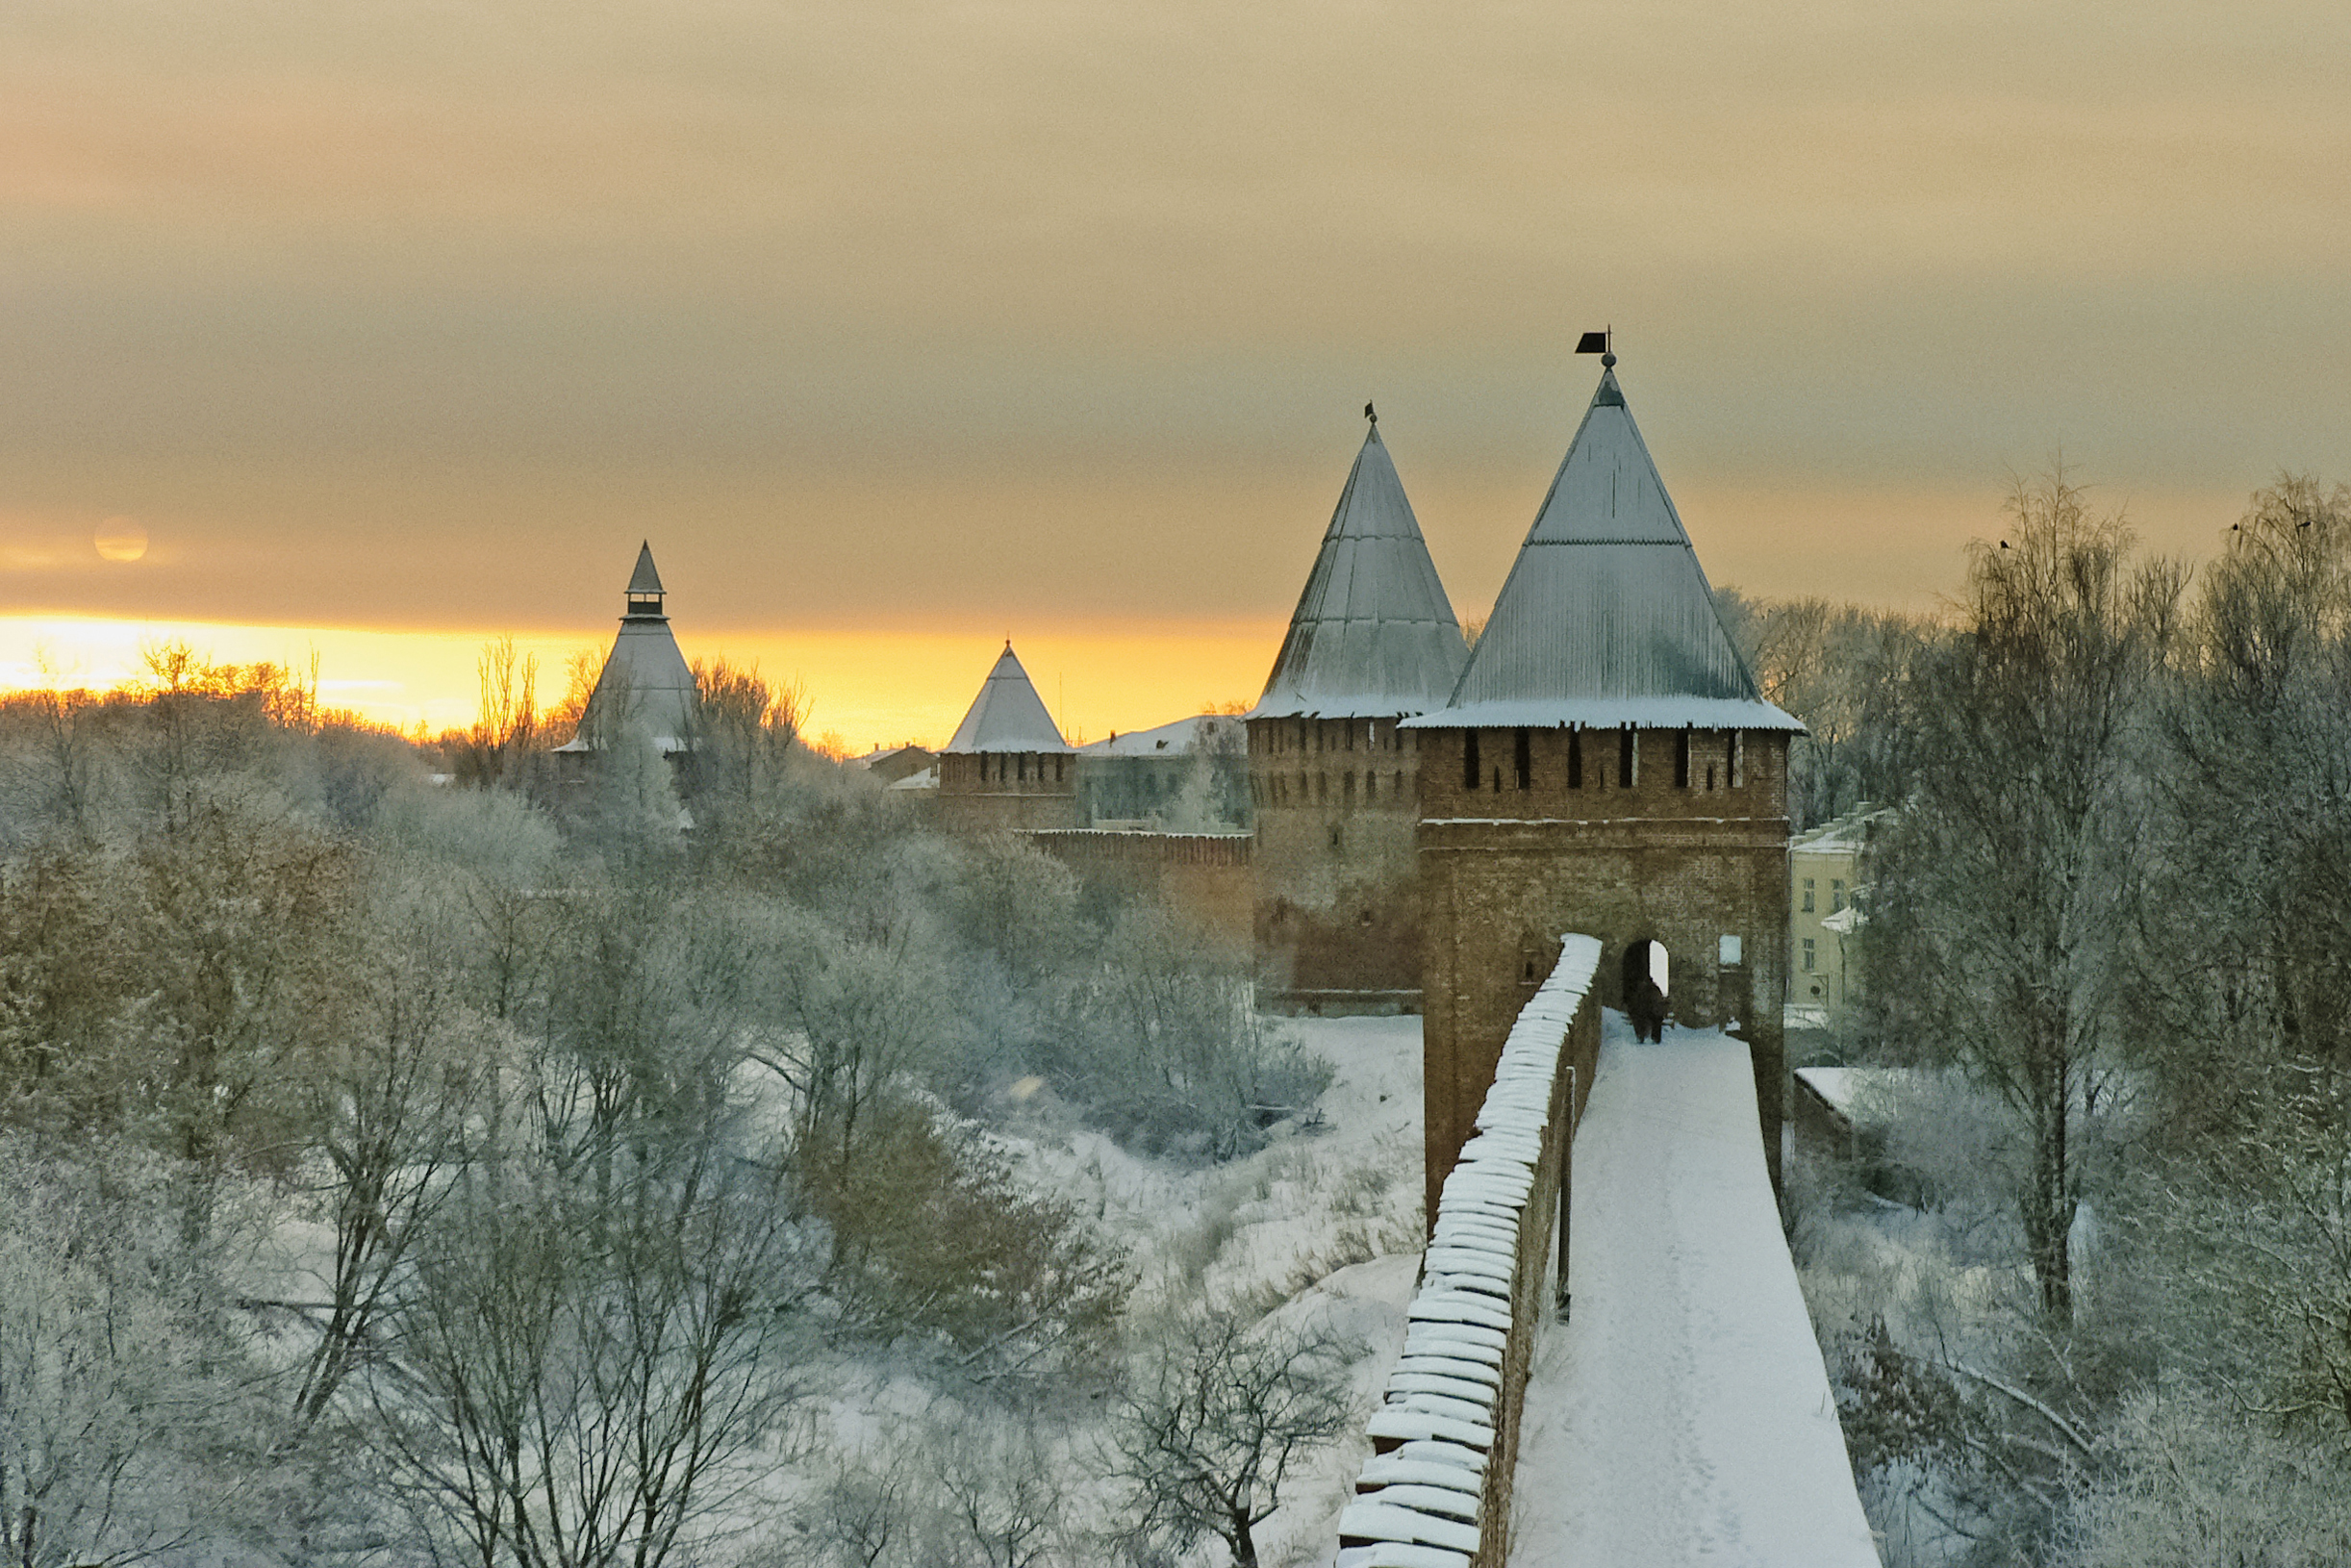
799;1094;1128;1360
2055;1390;2351;1568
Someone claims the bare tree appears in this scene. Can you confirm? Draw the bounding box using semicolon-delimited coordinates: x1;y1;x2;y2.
929;1409;1064;1568
283;942;496;1434
1107;1306;1352;1568
367;1126;813;1568
448;636;542;791
1864;472;2181;1322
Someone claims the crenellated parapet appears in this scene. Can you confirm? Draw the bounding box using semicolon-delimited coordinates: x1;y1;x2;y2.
1337;935;1603;1568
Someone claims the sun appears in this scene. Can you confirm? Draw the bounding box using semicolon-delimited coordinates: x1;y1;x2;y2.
93;518;148;563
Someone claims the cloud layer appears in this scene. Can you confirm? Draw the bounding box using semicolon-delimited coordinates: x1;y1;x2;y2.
4;0;2345;648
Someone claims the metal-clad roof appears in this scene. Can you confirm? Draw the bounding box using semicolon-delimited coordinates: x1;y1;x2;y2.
945;643;1074;754
557;546;695;752
1249;425;1470;720
1412;369;1800;733
625;541;665;598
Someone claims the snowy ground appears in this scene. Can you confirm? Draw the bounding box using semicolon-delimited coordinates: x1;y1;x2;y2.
1024;1012;1431;1568
785;1012;1435;1568
1510;1015;1881;1568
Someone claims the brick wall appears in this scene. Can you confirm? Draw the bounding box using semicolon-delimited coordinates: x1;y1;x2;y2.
1025;830;1253;962
1249;715;1430;1010
934;750;1081;833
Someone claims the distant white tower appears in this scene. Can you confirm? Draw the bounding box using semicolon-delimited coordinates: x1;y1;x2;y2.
555;543;696;755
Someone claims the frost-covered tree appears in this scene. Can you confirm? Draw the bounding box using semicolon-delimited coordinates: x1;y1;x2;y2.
1107;1307;1352;1568
2054;1389;2351;1568
0;1141;275;1568
1864;473;2181;1322
2136;474;2351;1125
367;1123;814;1568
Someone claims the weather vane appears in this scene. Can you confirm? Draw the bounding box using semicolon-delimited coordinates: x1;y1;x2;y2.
1575;326;1615;368
1364;401;1378;426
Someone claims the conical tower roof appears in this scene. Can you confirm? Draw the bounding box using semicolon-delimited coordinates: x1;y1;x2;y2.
945;643;1074;753
554;544;695;753
1249;423;1469;720
1412;367;1800;732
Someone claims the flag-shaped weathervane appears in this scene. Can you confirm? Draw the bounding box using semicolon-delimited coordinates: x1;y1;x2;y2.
1575;326;1615;367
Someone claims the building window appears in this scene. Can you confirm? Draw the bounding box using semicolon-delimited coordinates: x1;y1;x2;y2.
1802;878;1816;913
1802;938;1816;974
1568;728;1583;789
1463;730;1480;791
1393;769;1403;798
1513;727;1531;791
1364;771;1377;801
1731;731;1745;789
1832;879;1846;913
1343;771;1355;803
1676;727;1691;789
1619;727;1636;789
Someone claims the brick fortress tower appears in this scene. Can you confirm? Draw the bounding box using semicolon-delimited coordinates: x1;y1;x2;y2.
1246;411;1470;1014
934;642;1080;833
1404;358;1802;1217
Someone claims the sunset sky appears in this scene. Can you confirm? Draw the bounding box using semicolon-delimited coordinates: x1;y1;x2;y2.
5;2;2346;748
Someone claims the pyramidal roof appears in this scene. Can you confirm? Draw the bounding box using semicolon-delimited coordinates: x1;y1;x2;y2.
1409;368;1800;732
1248;424;1470;720
554;545;695;753
945;643;1074;754
625;541;665;598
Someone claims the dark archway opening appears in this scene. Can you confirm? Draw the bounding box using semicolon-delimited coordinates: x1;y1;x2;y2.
1623;939;1670;1042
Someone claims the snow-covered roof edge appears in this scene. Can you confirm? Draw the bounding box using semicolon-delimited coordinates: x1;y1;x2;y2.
1079;713;1245;756
1401;697;1802;732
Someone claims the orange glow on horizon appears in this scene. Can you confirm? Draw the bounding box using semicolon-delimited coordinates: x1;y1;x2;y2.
0;615;1288;754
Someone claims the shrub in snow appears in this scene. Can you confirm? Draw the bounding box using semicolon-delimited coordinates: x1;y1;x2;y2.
799;1093;1129;1360
2055;1390;2351;1568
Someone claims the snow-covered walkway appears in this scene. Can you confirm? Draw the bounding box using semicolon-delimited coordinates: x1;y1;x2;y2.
1509;1018;1880;1568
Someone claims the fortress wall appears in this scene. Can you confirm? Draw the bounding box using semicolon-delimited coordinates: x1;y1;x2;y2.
1336;937;1603;1568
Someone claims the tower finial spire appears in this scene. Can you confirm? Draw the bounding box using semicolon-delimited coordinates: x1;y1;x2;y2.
1575;325;1616;368
624;542;666;618
1365;400;1378;426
